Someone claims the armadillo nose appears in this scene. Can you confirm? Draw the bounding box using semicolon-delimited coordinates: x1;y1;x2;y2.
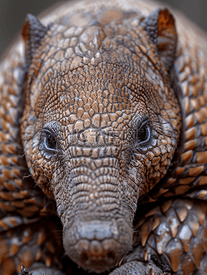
63;219;132;272
79;239;116;265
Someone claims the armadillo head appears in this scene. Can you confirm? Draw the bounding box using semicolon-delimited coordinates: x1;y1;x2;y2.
21;7;181;273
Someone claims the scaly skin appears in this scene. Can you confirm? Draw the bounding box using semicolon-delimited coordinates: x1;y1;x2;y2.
0;0;207;274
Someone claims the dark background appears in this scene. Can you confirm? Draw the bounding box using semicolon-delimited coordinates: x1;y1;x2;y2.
0;0;206;56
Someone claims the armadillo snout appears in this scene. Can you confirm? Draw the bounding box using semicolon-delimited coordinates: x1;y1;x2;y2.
63;219;132;272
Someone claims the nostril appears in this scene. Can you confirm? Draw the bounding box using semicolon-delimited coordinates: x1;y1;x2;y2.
81;251;88;262
107;251;115;261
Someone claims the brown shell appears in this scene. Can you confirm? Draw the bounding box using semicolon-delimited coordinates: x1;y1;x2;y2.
0;0;207;274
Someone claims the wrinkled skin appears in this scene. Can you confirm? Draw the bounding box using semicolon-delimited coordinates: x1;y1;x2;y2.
20;6;181;274
2;0;207;274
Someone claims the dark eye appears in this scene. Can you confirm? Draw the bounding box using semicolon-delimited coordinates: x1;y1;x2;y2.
136;120;151;145
43;130;57;151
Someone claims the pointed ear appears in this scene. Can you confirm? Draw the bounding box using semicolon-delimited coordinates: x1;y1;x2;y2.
22;14;48;68
141;8;177;71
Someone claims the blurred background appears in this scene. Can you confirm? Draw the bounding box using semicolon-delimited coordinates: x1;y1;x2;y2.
0;0;206;56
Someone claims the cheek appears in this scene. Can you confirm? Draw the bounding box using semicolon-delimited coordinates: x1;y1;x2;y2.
125;157;147;199
126;131;176;199
52;173;71;220
122;174;140;214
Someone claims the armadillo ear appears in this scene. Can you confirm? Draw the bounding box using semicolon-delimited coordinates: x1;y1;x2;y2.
22;14;47;68
141;8;177;71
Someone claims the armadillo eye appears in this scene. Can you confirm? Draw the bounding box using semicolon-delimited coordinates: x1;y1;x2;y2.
43;130;57;151
136;120;151;145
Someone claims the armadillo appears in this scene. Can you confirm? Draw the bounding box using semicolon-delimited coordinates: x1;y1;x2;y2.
0;0;207;274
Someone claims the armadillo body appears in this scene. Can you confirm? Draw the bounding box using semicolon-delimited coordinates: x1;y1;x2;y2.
0;0;207;274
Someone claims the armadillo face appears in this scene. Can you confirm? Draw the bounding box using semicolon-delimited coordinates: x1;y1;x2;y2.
21;9;181;273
